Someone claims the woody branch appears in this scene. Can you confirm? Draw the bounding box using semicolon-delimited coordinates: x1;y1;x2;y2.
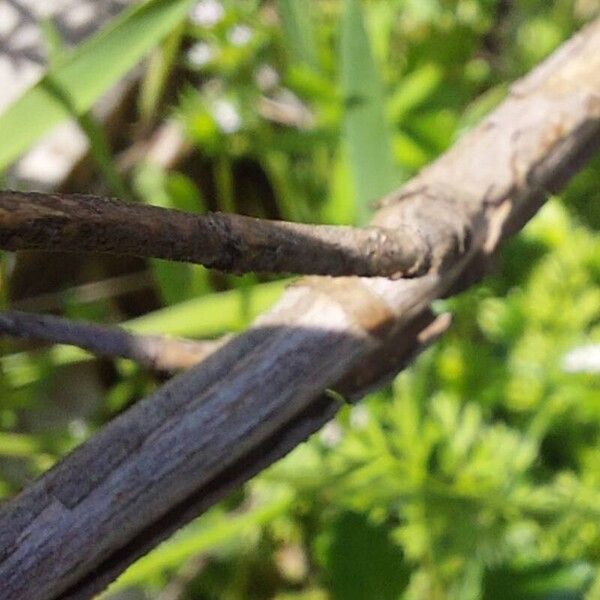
0;17;598;600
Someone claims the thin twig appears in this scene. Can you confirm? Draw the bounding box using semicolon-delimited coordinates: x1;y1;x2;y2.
0;191;434;278
155;555;206;600
0;310;223;371
11;271;155;312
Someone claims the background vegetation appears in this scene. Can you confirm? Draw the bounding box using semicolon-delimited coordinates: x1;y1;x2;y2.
1;1;600;598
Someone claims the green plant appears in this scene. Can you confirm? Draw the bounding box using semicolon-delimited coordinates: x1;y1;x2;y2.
1;1;599;598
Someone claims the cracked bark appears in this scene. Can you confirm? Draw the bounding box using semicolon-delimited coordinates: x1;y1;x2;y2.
0;17;598;600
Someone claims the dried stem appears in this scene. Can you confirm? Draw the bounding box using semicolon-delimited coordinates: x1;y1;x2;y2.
0;191;434;278
0;310;222;371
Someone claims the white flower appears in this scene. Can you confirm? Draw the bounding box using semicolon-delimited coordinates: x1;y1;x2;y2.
68;419;89;441
319;421;343;448
228;25;253;46
562;344;600;374
349;405;369;429
0;4;19;37
187;42;215;67
190;0;224;27
255;64;280;90
213;99;242;134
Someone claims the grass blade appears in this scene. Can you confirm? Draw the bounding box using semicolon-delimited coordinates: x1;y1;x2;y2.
0;0;195;170
277;0;319;69
340;0;397;223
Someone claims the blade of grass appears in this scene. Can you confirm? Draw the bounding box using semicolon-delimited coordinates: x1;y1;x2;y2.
133;165;209;304
42;75;131;197
0;432;40;457
387;63;443;124
127;279;288;336
277;0;319;69
138;21;186;127
39;17;65;68
340;0;397;223
37;16;130;198
0;0;195;170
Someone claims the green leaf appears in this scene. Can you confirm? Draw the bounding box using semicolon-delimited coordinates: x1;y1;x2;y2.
393;131;430;170
39;17;68;67
149;259;194;306
340;0;398;223
277;0;319;70
318;512;410;600
0;432;40;457
39;13;130;198
483;562;593;599
0;0;195;170
127;279;287;337
75;111;131;199
320;147;357;225
138;22;186;126
110;486;293;591
387;63;443;124
133;164;209;304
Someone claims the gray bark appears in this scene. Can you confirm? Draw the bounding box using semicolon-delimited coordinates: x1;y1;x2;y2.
0;17;599;600
0;311;223;371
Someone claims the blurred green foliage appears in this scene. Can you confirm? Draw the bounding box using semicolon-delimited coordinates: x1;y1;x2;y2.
1;0;600;598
